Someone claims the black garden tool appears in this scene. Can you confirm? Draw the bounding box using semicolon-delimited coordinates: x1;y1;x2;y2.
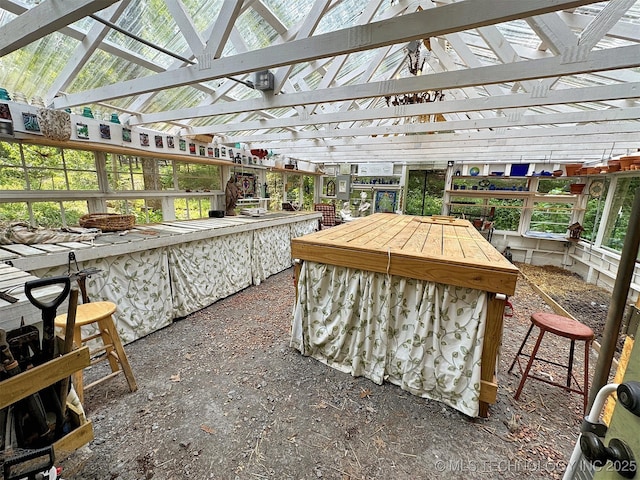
23;276;70;362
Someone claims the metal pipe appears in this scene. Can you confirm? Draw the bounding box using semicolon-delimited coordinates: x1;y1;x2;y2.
588;187;640;410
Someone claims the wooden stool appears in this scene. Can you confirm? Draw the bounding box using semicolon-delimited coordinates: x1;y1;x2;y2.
55;301;137;404
508;312;594;413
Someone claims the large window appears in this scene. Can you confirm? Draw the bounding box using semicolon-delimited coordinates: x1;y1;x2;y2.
0;140;225;227
1;142;99;191
406;170;445;216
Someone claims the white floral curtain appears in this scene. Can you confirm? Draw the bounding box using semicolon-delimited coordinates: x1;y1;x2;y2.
169;232;254;317
35;248;173;344
291;261;488;417
33;217;319;344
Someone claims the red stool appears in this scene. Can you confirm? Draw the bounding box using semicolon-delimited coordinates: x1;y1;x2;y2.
508;312;594;413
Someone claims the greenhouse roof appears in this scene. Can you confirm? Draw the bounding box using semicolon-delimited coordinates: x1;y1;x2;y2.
1;0;639;167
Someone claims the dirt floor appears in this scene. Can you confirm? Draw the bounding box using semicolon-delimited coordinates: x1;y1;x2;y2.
58;263;616;480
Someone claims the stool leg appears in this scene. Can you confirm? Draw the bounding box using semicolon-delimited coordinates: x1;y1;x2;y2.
73;325;85;405
514;329;545;401
97;318;121;374
567;339;576;390
508;323;535;374
100;315;138;393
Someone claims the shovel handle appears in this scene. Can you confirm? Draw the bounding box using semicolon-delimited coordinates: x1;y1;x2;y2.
24;276;71;311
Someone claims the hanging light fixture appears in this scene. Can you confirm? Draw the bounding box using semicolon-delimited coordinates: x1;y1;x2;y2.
384;39;445;110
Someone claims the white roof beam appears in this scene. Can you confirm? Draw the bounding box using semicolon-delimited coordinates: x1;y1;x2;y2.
578;0;638;49
527;12;578;54
51;0;608;109
271;0;331;94
224;108;640;142
165;0;206;55
134;43;640;125
201;0;244;59
183;81;640;134
0;0;118;56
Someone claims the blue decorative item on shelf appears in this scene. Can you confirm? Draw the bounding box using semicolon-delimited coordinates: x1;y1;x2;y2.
509;163;529;176
469;167;480;176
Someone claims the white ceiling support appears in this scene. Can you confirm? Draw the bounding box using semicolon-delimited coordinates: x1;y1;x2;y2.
0;0;118;56
432;33;500;121
250;1;287;36
189;81;640;134
201;0;244;59
225;107;640;142
559;10;640;43
476;25;541;94
271;123;640;149
143;43;640;126
271;0;331;94
51;0;606;109
457;30;640;84
45;1;132;104
305;0;391;115
165;0;205;55
527;12;578;54
578;0;638;49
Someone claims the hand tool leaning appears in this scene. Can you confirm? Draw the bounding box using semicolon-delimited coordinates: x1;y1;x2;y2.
1;275;79;478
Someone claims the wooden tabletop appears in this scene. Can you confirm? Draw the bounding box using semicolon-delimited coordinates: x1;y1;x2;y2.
291;213;519;295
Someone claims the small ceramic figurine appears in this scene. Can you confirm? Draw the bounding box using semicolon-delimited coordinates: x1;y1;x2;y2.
358;191;371;216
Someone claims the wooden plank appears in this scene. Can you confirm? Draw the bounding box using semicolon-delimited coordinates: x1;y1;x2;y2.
442;230;465;259
0;347;90;409
0;248;19;260
422;222;443;256
479;377;498;404
386;217;421;250
31;243;71;253
401;221;431;255
348;215;407;249
479;294;506;417
53;420;94;460
291;243;518;295
1;244;46;256
57;241;94;249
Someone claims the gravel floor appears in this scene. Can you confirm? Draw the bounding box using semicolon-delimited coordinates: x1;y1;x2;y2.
57;266;607;479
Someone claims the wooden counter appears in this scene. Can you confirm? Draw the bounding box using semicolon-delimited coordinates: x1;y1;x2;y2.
291;213;519;417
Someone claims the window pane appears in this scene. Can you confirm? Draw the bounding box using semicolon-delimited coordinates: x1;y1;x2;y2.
0;142;26;189
529;201;574;234
581;179;610;242
602;177;640;252
406;170;444;216
32;201;63;227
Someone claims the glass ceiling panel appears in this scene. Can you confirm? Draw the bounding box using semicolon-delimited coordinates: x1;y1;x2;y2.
316;0;363;34
0;32;78;101
263;0;313;31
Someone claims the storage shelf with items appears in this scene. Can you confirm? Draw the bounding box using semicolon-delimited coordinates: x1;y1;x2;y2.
446;162;590;240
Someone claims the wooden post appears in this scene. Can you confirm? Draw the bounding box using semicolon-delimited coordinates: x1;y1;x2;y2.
479;293;506;418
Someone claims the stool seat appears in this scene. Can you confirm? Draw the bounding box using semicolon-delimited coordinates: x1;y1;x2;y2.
531;312;594;341
55;301;117;328
55;301;137;404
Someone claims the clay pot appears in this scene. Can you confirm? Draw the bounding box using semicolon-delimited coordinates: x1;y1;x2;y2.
619;156;636;170
564;163;583;176
608;160;621;172
570;183;586;194
552;170;563;177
